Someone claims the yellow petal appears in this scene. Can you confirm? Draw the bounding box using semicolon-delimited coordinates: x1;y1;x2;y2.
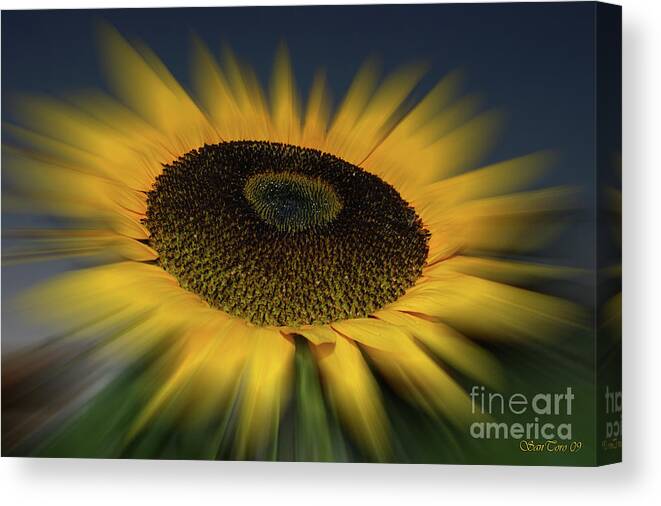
269;43;301;144
411;152;553;209
330;318;417;354
221;46;271;139
315;336;390;460
325;59;378;158
98;24;216;155
18;262;209;333
301;70;330;148
428;255;582;285
327;62;426;165
286;325;337;345
389;274;586;342
365;340;472;426
127;324;223;439
186;319;255;421
8;99;159;191
454;187;581;253
114;237;158;261
374;309;502;388
234;327;295;457
111;213;150;240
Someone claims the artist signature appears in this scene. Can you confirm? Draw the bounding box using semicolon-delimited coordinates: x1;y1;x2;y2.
519;439;584;453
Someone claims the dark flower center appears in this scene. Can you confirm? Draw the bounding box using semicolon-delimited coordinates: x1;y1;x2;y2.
243;172;342;232
144;141;429;327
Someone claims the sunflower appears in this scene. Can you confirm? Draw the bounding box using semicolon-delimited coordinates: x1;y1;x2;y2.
4;25;582;461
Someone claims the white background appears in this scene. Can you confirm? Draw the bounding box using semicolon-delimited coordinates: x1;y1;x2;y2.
1;0;659;504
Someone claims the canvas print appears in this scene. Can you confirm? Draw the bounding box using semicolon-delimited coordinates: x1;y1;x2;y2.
1;2;621;465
